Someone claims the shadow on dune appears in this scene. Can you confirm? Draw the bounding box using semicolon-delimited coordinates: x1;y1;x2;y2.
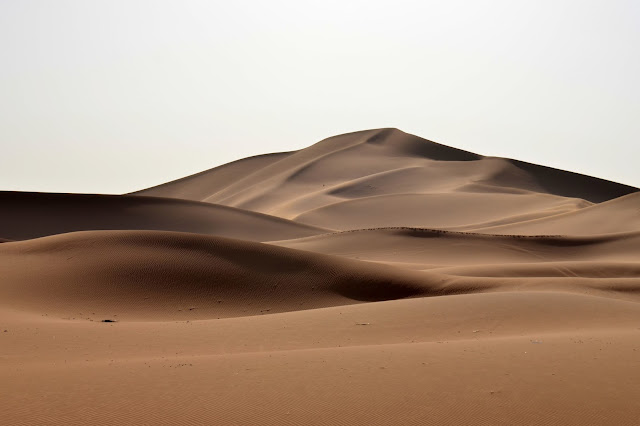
0;230;483;321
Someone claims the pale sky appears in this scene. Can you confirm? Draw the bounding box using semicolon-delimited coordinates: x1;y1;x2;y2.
1;0;639;194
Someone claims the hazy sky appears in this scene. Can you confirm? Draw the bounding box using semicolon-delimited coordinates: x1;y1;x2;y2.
1;0;639;194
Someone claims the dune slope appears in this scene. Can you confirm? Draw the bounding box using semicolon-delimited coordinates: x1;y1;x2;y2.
0;191;328;242
3;291;640;426
471;191;640;235
0;230;450;321
135;128;637;231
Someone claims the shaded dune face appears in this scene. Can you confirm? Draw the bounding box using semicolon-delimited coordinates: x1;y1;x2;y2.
272;228;640;300
0;191;329;241
4;128;640;426
0;230;467;321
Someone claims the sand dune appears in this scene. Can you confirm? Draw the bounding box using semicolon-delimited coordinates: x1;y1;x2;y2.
272;227;640;265
135;128;636;222
3;292;640;425
2;128;640;425
273;228;640;300
472;191;640;235
0;191;328;242
291;192;590;230
131;151;293;201
0;230;443;321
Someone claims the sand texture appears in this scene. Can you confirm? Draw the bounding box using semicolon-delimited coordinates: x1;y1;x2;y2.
2;128;640;425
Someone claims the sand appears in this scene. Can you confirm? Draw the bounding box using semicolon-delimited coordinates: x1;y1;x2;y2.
2;128;639;425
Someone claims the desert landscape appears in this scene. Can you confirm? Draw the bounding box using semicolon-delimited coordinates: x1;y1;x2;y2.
2;128;640;425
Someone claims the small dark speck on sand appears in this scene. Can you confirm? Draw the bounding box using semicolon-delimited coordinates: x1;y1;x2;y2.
101;319;117;323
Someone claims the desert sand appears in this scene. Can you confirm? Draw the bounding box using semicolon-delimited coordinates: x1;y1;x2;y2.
2;128;640;425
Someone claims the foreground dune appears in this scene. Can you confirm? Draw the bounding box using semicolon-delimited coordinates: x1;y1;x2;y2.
2;128;640;425
3;292;640;425
0;230;440;321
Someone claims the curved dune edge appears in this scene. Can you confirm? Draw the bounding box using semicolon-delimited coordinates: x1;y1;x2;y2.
470;191;640;235
271;227;640;264
0;191;330;242
0;230;476;321
129;151;294;201
290;191;591;231
272;227;640;301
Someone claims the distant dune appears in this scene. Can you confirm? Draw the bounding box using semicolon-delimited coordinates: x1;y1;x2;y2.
472;191;640;235
135;128;636;210
0;191;328;242
2;128;640;425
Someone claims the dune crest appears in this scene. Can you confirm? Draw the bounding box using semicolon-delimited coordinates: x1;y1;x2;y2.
0;191;329;241
135;128;637;223
0;230;447;320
